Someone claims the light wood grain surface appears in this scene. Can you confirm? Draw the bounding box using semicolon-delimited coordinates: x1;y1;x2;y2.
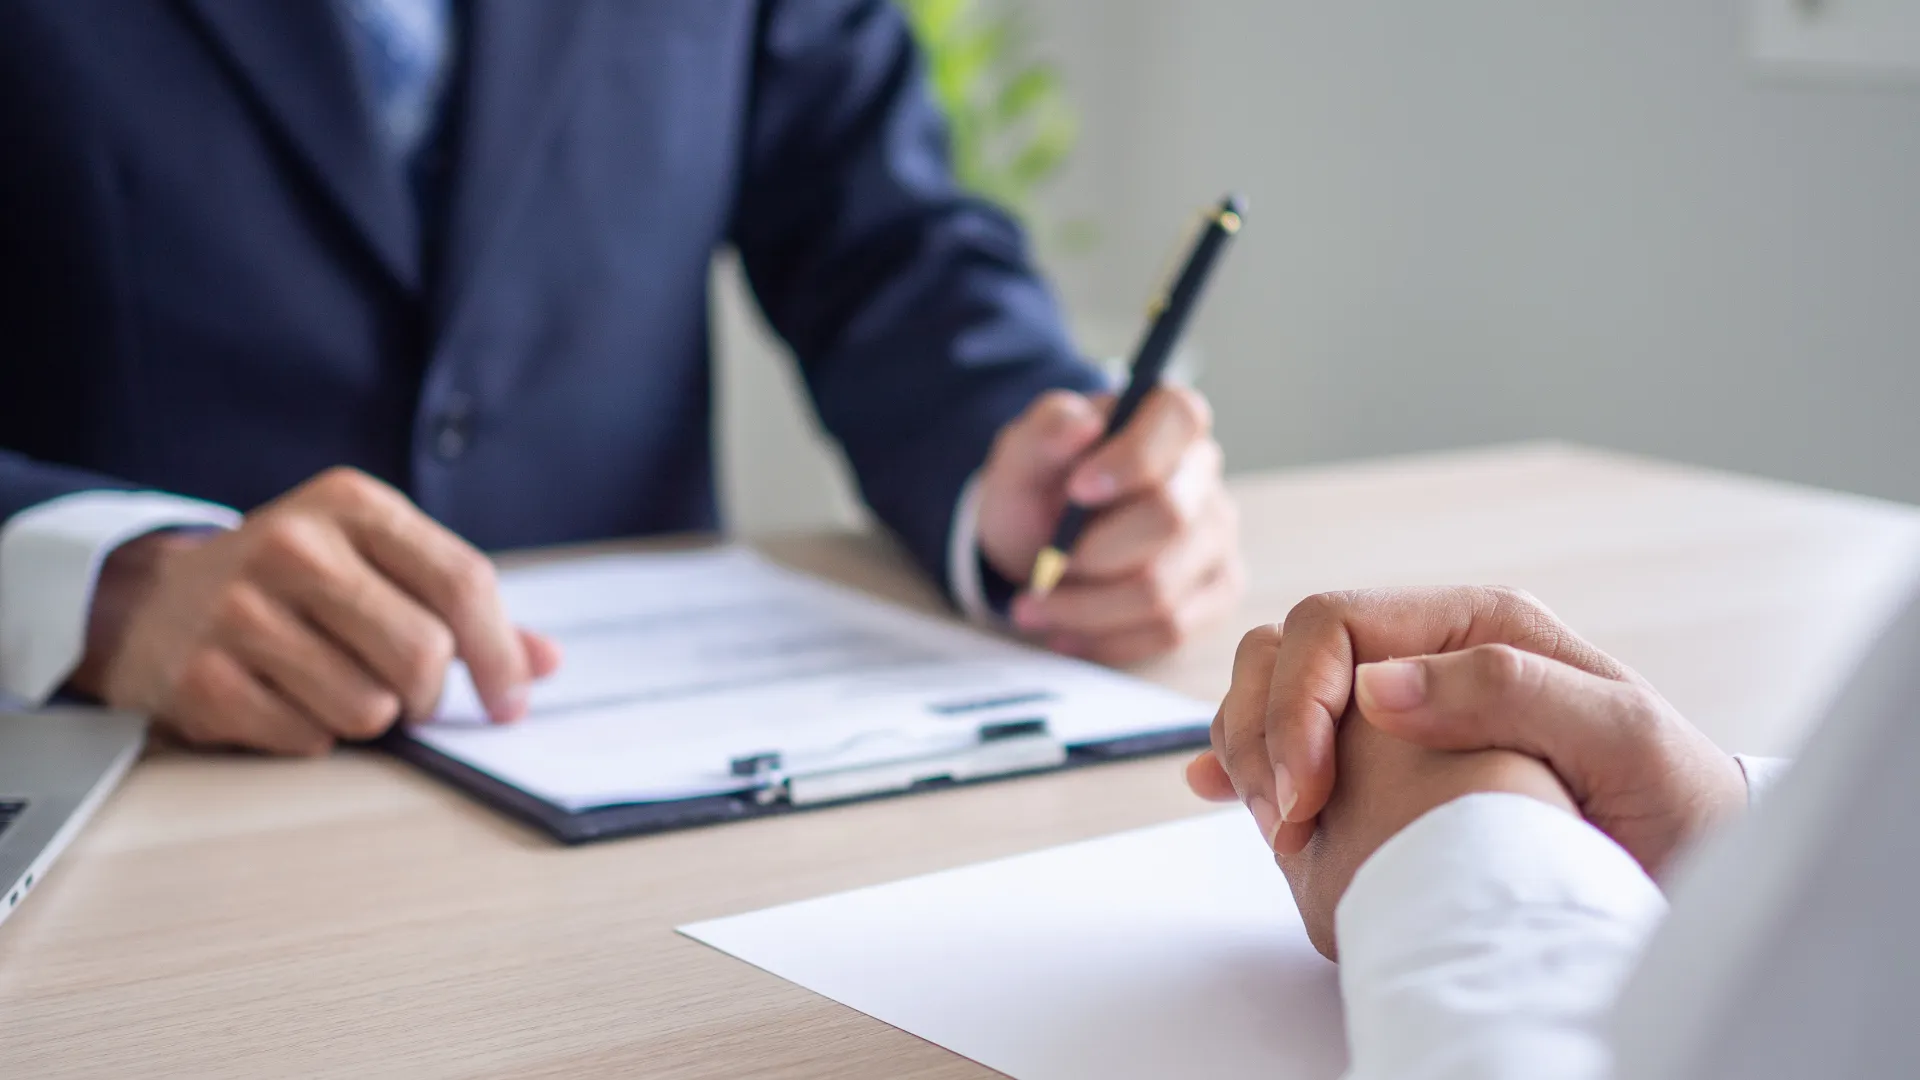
6;443;1919;1079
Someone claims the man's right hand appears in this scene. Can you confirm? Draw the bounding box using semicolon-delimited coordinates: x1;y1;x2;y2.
68;468;561;755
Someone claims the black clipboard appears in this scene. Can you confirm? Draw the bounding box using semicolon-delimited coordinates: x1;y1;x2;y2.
380;722;1210;845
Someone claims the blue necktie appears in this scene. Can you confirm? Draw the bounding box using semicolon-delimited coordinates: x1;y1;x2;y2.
337;0;455;178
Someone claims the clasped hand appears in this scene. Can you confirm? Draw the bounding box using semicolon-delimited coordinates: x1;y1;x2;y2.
1187;586;1748;959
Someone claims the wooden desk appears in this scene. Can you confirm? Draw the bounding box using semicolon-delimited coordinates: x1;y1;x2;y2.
7;444;1919;1079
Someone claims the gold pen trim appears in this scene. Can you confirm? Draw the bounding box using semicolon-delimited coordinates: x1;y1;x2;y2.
1028;547;1069;598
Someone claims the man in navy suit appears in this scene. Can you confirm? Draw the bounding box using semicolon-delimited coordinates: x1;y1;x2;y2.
0;0;1240;755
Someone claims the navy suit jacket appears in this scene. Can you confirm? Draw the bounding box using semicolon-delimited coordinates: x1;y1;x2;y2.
0;0;1101;595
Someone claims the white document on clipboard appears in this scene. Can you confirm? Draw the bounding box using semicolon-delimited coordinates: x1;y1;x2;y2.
411;547;1211;811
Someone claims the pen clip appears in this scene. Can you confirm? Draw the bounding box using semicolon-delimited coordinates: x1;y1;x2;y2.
1145;209;1215;319
1144;197;1243;317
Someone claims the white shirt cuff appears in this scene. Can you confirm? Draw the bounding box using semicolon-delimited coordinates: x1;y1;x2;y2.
0;491;241;705
947;472;997;625
1733;754;1791;805
1334;793;1668;1080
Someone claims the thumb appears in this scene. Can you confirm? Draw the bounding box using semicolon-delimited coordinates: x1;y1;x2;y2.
996;391;1107;485
1354;645;1656;801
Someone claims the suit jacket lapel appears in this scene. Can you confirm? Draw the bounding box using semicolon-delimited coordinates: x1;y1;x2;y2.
177;0;420;291
431;0;598;340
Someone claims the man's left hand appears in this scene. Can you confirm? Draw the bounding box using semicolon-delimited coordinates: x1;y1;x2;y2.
975;387;1243;666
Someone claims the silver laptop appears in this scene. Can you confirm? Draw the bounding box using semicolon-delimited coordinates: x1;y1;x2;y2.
0;709;145;931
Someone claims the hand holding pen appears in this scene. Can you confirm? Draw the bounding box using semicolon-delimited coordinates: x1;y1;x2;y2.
969;195;1248;666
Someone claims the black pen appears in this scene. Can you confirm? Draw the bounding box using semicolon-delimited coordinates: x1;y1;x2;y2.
1029;193;1246;597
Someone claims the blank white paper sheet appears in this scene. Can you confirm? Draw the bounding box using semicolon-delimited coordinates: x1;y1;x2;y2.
679;811;1347;1079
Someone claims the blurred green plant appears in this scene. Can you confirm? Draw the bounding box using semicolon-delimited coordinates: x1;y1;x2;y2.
899;0;1095;249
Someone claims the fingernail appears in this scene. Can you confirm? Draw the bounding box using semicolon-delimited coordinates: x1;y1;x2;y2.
1248;795;1282;849
1356;660;1428;712
1070;471;1117;504
1273;764;1298;823
1011;596;1047;631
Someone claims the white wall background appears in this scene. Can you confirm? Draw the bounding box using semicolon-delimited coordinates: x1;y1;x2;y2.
717;0;1920;536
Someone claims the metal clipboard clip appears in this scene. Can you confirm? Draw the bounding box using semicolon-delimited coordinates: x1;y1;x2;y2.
727;718;1068;807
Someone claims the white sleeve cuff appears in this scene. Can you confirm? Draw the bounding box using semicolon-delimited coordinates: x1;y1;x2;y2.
947;472;997;625
1733;754;1791;805
1334;793;1668;1080
0;491;241;705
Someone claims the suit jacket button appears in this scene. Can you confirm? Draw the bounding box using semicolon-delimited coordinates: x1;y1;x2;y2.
433;394;473;462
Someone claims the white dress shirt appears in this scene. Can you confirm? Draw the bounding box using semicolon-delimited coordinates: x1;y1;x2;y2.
0;492;241;704
1332;584;1920;1079
0;483;998;707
